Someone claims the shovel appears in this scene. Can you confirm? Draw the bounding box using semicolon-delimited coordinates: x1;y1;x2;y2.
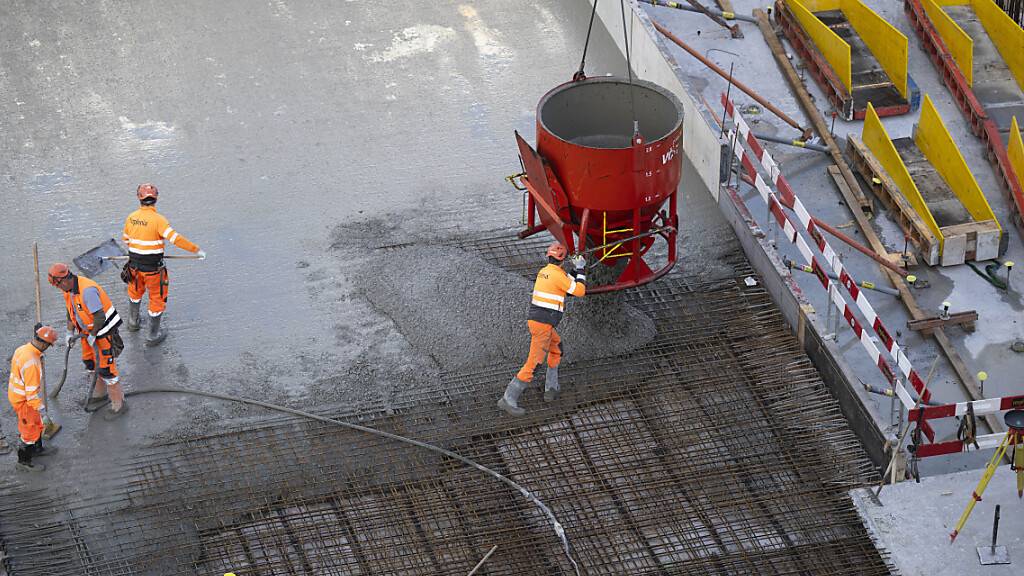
33;243;62;440
74;238;202;277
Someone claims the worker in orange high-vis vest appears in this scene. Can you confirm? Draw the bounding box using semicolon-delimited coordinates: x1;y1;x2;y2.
8;325;60;472
498;242;586;416
122;183;205;346
49;263;128;420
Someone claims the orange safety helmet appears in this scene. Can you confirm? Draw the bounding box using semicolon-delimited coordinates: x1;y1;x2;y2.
34;325;57;345
546;241;568;261
137;183;159;201
47;262;72;286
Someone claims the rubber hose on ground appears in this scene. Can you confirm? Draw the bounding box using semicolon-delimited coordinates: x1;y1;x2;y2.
120;386;582;575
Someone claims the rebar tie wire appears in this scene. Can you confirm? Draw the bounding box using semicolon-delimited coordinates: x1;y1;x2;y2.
119;386;583;575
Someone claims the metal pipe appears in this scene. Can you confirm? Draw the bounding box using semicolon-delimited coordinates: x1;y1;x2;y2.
652;18;810;136
467;545;499;576
753;132;829;153
640;0;758;22
785;258;900;297
861;380;940;405
735;170;910;278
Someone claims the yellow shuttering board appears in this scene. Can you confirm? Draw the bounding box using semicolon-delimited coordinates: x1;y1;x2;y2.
1009;117;1024;196
931;0;969;4
914;95;1000;228
843;0;909;97
974;0;1024;92
923;0;974;85
862;103;943;244
799;0;841;10
785;0;852;91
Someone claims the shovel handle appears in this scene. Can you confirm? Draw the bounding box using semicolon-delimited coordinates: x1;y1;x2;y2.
102;255;202;260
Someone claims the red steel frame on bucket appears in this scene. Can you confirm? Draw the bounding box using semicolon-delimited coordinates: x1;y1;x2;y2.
724;93;1024;460
904;0;1024;236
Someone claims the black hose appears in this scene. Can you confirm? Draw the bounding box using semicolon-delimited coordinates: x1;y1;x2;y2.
966;260;1007;290
120;386;583;575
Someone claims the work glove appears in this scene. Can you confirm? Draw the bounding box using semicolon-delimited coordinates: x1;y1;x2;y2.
64;332;76;348
196;249;207;260
38;406;51;424
570;254;586;271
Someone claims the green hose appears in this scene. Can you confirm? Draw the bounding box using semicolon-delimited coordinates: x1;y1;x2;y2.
121;386;582;575
965;260;1007;290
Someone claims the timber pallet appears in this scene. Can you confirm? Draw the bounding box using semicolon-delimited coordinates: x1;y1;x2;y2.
904;0;1024;236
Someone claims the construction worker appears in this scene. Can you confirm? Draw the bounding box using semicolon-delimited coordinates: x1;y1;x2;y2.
7;325;59;472
48;263;128;419
498;241;586;416
122;183;205;345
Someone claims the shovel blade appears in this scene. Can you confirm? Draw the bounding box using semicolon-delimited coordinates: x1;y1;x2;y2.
74;238;126;277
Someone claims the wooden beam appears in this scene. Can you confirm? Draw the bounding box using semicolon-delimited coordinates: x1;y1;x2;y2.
754;8;1004;439
753;10;872;214
907;311;978;335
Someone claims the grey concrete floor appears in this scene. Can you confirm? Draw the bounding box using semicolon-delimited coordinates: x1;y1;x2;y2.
853;465;1024;576
0;0;742;499
646;0;1024;475
0;0;635;482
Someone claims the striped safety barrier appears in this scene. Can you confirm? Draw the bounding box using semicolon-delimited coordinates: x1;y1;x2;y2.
723;93;1024;457
720;93;934;442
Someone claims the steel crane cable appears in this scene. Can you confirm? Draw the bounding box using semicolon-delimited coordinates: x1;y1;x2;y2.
576;0;600;79
103;386;584;575
620;0;638;135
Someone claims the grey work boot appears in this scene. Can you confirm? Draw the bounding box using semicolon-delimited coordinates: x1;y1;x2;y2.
15;445;44;473
543;366;560;402
145;314;167;346
103;401;130;421
497;377;528;416
126;301;141;332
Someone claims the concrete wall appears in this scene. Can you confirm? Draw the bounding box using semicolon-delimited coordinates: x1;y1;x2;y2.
588;0;892;471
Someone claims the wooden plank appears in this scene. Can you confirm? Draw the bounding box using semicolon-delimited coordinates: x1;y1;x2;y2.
756;8;872;213
845;137;940;265
755;8;1005;442
907;311;978;332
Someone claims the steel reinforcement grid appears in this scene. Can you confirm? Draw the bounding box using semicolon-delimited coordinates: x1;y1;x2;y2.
0;233;893;575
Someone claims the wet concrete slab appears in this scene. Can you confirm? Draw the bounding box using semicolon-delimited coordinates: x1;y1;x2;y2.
0;0;643;483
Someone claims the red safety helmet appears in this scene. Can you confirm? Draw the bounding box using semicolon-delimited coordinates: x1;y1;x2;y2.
47;262;72;286
35;325;57;345
137;183;159;201
546;242;567;261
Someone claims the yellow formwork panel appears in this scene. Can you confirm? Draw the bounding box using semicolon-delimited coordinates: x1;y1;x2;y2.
1009;117;1024;196
862;103;943;248
786;0;852;91
844;0;909;98
914;95;1000;229
800;0;841;10
973;0;1024;92
923;0;974;85
930;0;970;5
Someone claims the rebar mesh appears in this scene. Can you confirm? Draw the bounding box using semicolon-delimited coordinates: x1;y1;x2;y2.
0;233;892;575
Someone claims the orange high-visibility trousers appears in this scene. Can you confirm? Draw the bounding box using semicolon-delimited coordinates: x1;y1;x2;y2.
81;336;119;380
12;402;42;444
127;268;169;317
516;320;562;382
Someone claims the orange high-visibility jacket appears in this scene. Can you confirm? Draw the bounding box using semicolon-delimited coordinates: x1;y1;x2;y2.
123;205;198;271
63;275;122;337
8;343;43;409
527;263;586;326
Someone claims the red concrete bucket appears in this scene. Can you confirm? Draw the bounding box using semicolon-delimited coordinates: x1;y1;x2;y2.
514;76;683;292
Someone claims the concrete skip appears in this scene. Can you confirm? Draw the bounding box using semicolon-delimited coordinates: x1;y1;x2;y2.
777;0;909;119
854;97;1001;266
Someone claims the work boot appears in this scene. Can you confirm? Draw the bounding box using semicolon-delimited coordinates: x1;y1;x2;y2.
31;440;59;458
145;314;166;346
15;445;44;473
126;301;141;332
86;395;109;410
103;401;130;421
497;377;528;417
543;366;560;403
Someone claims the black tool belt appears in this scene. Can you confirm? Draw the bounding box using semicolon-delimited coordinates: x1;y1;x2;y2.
128;253;165;273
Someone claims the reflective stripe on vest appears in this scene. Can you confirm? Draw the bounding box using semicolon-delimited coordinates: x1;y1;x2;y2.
64;276;122;336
